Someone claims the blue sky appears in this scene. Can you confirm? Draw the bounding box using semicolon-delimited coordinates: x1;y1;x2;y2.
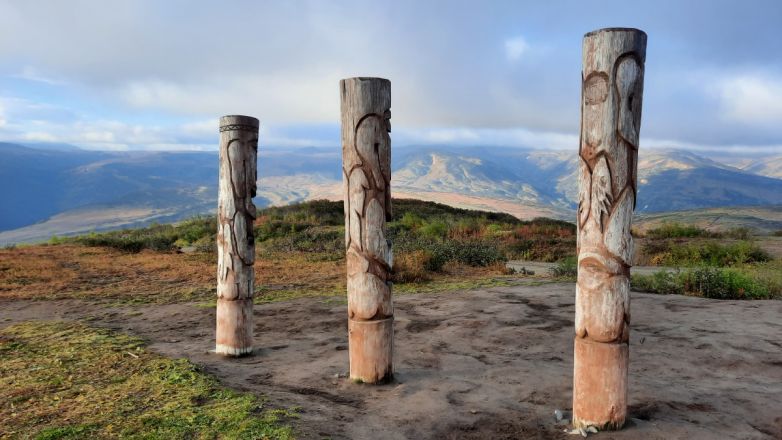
0;0;780;153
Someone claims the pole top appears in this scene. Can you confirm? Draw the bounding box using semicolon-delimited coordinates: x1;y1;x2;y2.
340;77;390;85
584;27;646;38
219;115;260;131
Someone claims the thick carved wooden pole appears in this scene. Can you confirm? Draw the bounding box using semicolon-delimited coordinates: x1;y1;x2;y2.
216;115;259;356
573;28;646;430
340;77;393;383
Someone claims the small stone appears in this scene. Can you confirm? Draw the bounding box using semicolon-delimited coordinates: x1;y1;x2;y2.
470;409;478;414
333;373;340;379
554;409;563;421
586;426;598;433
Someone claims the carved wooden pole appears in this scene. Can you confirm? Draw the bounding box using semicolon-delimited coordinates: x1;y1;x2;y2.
573;28;646;430
340;77;393;383
216;115;259;356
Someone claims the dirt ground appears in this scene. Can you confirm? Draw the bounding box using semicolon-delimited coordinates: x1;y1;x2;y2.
1;283;780;439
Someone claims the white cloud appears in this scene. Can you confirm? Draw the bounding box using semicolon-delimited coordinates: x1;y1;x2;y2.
399;126;578;150
119;72;341;124
716;73;782;127
11;65;66;85
504;36;529;61
22;131;57;142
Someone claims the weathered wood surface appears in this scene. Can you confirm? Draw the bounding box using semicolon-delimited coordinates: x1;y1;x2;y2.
216;115;259;356
573;28;646;430
341;77;394;383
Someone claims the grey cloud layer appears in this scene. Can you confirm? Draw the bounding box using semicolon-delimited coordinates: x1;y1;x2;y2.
0;0;780;150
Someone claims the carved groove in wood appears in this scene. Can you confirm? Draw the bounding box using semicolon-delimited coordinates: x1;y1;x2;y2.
216;115;259;357
341;77;393;383
574;28;646;430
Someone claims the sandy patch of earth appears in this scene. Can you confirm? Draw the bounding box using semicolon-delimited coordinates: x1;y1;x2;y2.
1;283;780;439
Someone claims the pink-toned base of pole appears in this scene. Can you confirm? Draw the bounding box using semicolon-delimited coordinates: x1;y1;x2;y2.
348;318;393;383
215;298;254;356
573;338;628;429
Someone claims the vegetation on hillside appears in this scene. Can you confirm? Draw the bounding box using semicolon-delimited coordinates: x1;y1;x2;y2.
0;321;294;439
55;199;576;284
53;217;217;253
256;199;575;282
631;262;782;300
640;222;752;240
633;222;780;299
10;201;779;301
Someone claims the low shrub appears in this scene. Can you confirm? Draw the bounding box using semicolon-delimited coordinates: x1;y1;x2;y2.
631;271;684;295
398;212;424;231
68;217;216;253
632;267;775;300
419;220;448;241
646;222;714;239
682;267;770;299
392;250;433;283
428;240;506;269
642;240;771;267
263;226;343;257
724;227;752;240
551;256;577;279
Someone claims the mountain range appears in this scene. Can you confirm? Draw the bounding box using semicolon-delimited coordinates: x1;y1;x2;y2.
1;141;781;244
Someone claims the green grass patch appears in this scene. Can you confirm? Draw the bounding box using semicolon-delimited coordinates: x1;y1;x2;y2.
550;256;577;280
632;263;781;300
57;217;217;253
645;222;716;239
0;321;294;439
644;222;753;240
642;240;771;267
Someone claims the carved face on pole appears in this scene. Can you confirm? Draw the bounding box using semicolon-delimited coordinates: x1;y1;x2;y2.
215;115;259;356
576;40;645;346
573;28;646;430
341;77;394;383
345;111;392;321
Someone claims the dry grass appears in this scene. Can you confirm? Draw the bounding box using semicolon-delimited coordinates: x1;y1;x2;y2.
0;245;513;304
0;245;343;304
0;244;214;303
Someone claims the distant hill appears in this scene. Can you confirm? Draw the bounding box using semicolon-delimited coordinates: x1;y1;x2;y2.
1;141;782;244
634;206;782;235
741;155;782;179
0;143;228;232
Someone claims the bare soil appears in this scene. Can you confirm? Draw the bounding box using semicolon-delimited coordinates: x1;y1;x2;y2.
1;283;780;439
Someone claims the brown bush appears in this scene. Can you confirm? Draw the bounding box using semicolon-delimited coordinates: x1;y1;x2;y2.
392;250;433;283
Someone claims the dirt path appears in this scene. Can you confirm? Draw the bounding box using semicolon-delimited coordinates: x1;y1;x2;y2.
1;285;781;439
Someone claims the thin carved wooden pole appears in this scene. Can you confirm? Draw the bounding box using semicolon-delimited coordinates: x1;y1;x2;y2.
340;77;393;383
216;115;259;356
573;28;646;430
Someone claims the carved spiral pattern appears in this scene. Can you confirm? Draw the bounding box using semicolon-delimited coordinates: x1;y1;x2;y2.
343;118;392;321
575;31;645;345
341;79;393;324
217;130;258;301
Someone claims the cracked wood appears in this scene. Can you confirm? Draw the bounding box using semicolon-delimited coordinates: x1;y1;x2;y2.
573;28;646;431
341;77;394;383
216;115;259;357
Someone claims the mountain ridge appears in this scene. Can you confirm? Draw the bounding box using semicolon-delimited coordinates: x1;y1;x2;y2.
1;141;781;243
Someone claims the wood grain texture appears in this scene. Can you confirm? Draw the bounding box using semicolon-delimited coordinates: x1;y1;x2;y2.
216;115;259;356
341;77;394;383
573;28;646;430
